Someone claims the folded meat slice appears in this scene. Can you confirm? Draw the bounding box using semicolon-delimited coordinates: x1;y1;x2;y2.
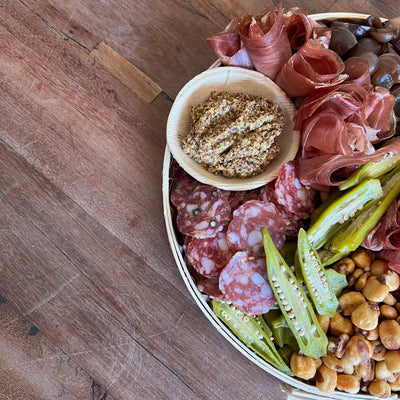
344;57;373;91
275;39;347;98
298;137;400;189
239;4;292;80
377;249;400;274
283;7;322;50
206;13;254;69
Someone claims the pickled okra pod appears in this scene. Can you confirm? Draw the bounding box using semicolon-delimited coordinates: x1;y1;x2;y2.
339;153;400;191
307;178;383;250
212;300;293;375
297;229;339;317
261;227;328;359
330;165;400;254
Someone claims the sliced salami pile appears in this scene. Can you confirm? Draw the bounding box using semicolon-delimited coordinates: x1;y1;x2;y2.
170;162;317;315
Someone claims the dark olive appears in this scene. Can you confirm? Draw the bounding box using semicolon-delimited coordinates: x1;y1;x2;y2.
370;29;396;43
358;51;379;75
348;37;384;57
366;15;383;29
329;26;358;56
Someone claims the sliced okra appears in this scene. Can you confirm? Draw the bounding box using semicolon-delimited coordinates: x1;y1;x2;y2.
262;227;328;359
212;300;293;376
307;178;383;250
330;166;400;253
297;229;339;317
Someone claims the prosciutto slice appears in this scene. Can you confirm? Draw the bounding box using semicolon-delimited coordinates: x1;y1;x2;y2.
298;137;400;189
206;14;254;69
283;7;322;50
239;4;292;80
275;39;347;98
377;250;400;275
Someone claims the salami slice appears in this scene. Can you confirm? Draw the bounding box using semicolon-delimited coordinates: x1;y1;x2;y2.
176;185;232;239
219;251;276;315
274;161;318;219
195;273;225;300
170;166;201;209
227;200;286;254
185;231;234;278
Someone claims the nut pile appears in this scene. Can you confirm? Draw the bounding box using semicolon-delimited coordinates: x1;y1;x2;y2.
290;248;400;397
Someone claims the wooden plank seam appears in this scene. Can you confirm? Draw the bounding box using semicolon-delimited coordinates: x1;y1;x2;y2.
89;42;162;103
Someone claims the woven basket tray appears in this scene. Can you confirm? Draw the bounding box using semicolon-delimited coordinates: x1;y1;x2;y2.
162;12;396;400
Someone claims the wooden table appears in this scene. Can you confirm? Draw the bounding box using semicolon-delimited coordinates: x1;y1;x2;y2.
1;1;399;399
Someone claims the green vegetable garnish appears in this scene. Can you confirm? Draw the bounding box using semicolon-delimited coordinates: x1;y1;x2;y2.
212;300;293;375
297;228;339;317
307;178;383;250
262;227;328;359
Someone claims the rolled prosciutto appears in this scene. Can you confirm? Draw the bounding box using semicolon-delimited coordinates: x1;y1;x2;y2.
275;39;347;98
206;14;254;69
239;4;292;80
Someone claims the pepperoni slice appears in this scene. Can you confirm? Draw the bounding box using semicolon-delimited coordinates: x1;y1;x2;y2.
176;185;232;238
219;251;276;315
226;200;286;254
185;231;234;278
274;161;318;219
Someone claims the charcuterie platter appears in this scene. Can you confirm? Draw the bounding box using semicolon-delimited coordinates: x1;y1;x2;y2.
163;7;400;399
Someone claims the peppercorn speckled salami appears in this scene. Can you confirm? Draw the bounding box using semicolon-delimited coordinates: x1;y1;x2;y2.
195;273;225;300
170;166;201;209
226;200;286;254
219;251;276;315
185;231;234;278
274;161;318;219
176;185;232;238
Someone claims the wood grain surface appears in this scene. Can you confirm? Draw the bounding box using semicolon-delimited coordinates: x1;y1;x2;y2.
1;0;399;399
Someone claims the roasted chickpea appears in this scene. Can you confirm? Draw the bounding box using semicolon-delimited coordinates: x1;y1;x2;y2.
336;374;360;394
351;301;380;331
383;270;400;292
333;257;355;275
379;320;400;350
354;359;374;381
330;313;354;336
338;291;365;316
375;360;395;381
317;313;330;334
355;271;371;291
327;334;349;359
370;340;387;362
321;355;343;372
368;380;391;397
351;248;372;270
362;276;390;302
380;305;398;320
389;374;400;391
290;352;319;380
347;268;363;286
385;350;400;373
316;365;337;394
370;259;388;276
383;293;397;306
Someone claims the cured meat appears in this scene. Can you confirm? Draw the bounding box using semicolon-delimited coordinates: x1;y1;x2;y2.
365;86;395;139
227;190;246;211
176;185;232;238
259;164;316;237
239;5;292;80
273;161;318;219
275;39;347;98
344;57;373;91
377;250;400;275
170;166;201;209
219;251;276;315
206;14;255;69
283;7;322;50
185;231;234;278
226;200;286;254
298;137;400;189
195;273;225;300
